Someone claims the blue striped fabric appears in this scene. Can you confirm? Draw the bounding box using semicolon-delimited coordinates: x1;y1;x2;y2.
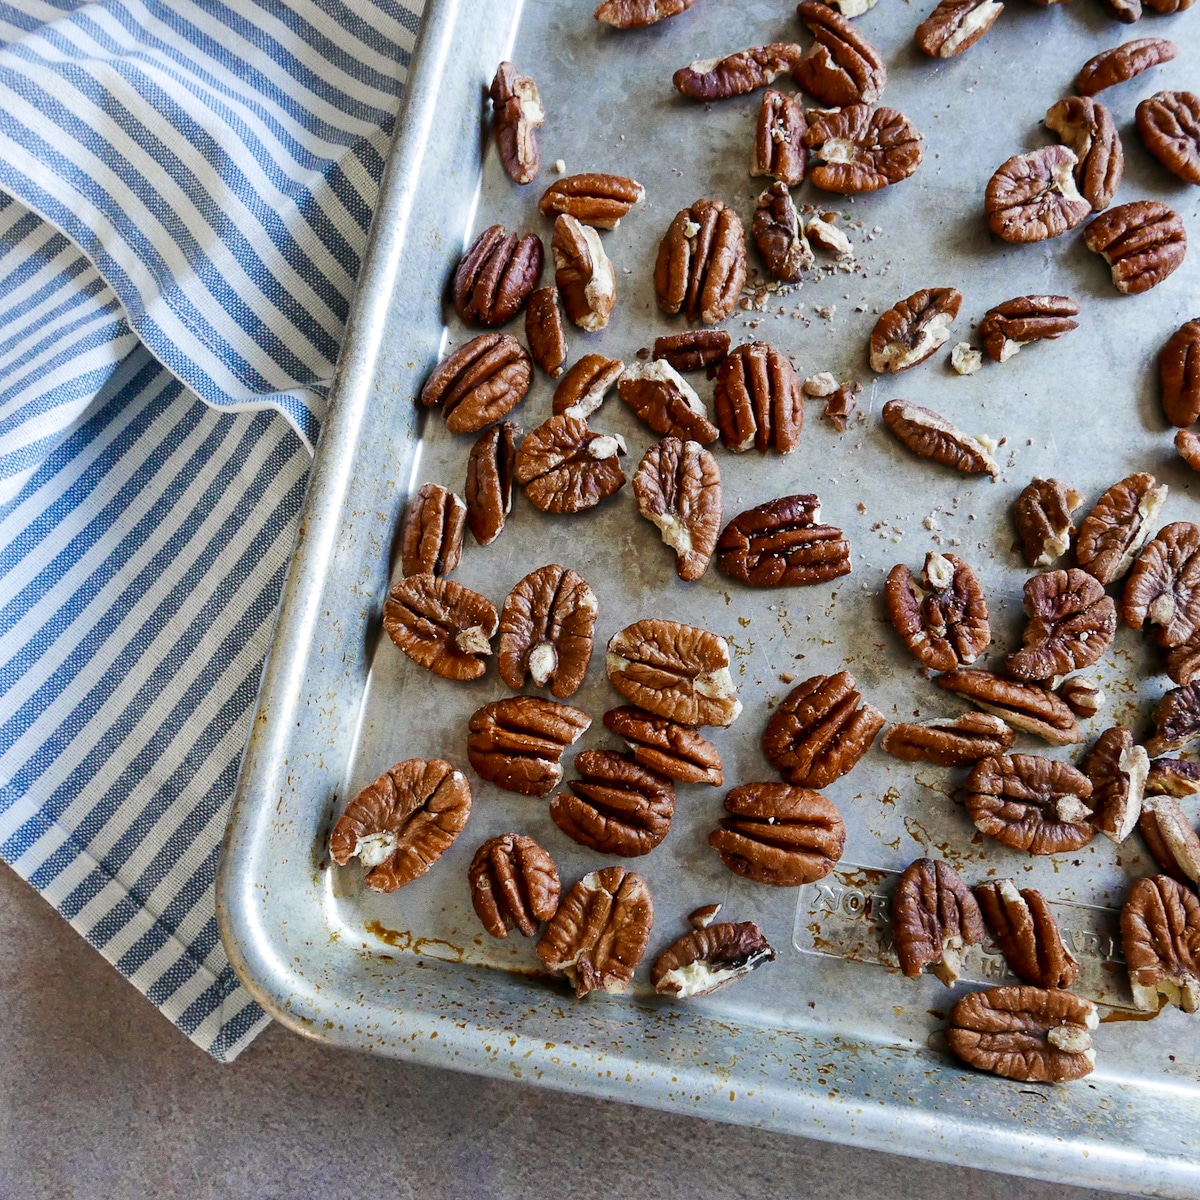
0;0;424;1060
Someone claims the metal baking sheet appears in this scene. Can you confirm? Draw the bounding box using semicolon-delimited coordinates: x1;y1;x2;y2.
217;0;1200;1192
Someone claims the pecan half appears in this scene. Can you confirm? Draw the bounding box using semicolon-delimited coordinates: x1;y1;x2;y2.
1084;201;1187;295
400;483;466;579
1013;477;1084;567
946;987;1098;1083
652;330;731;376
452;225;543;326
1146;683;1200;756
1102;0;1142;18
654;199;747;325
713;341;803;453
1164;635;1200;687
793;1;887;106
633;437;723;582
651;922;775;998
468;834;560;938
1123;522;1200;648
751;90;807;186
1005;569;1117;682
603;706;724;785
551;750;675;857
710;783;846;885
979;295;1080;362
552;354;623;422
1137;92;1200;186
1045;97;1123;212
1145;0;1194;11
881;713;1014;766
330;758;471;893
525;287;566;378
536;866;654;998
717;495;851;588
1059;675;1105;718
1147;757;1200;797
1178;430;1200;474
915;0;1003;58
1082;725;1148;844
881;399;999;475
595;0;697;26
382;574;497;681
490;63;543;186
607;619;742;727
892;858;984;985
975;880;1080;989
513;415;626;513
466;696;591;797
498;564;597;698
465;422;518;547
1076;472;1168;585
885;552;990;672
804;104;923;193
1161;320;1200;427
870;289;961;373
965;755;1095;855
618;360;720;444
985;146;1090;243
1140;794;1200;887
538;173;645;230
1077;37;1176;96
420;333;532;435
552;214;616;332
753;182;813;284
674;44;804;101
1121;874;1200;1012
938;669;1083;745
763;670;884;787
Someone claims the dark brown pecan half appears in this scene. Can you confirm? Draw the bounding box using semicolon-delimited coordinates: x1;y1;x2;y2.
382;574;497;681
1121;874;1200;1012
465;422;518;547
618;361;720;444
717;495;851;588
753;182;813;284
552;354;623;421
713;341;803;453
603;706;724;786
595;0;697;26
466;696;591;797
1147;757;1200;797
606;619;741;727
1077;472;1168;585
1005;569;1116;682
751;90;807;186
513;415;626;514
633;437;723;582
1084;201;1187;295
538;173;645;230
1140;795;1200;887
525;287;566;378
1137;92;1200;186
870;289;961;373
892;858;985;984
1013;477;1084;567
805;104;923;193
536;866;654;998
490;63;543;186
552;214;616;333
965;754;1095;855
885;552;990;672
498;564;597;699
1179;430;1200;473
1059;675;1105;718
946;987;1098;1083
938;669;1082;745
1165;634;1200;687
881;399;999;475
420;333;532;436
710;783;846;885
881;713;1014;766
975;880;1080;989
654;199;747;325
551;750;674;857
468;834;560;939
330;758;471;893
985;146;1090;243
651;330;731;376
915;0;1003;58
1077;37;1176;96
452;225;543;326
652;922;775;997
763;670;884;787
400;483;466;579
793;1;887;106
1045;97;1123;213
1146;683;1200;756
979;295;1080;362
1123;522;1200;647
674;44;803;101
1082;725;1148;844
1161;320;1200;427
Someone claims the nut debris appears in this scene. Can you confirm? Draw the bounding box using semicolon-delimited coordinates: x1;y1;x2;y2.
651;922;775;998
985;146;1090;244
466;696;591;797
892;857;984;985
655;198;747;325
553;354;624;421
915;0;1003;59
1004;568;1116;683
1084;201;1187;295
1076;472;1167;586
881;713;1013;767
937;669;1082;745
382;574;497;681
552;214;616;332
1077;37;1176;96
604;706;724;786
793;1;887;107
633;437;723;582
1140;794;1200;887
1121;874;1200;1013
400;483;466;579
975;880;1079;989
690;903;722;928
452;225;544;327
674;44;804;101
870;288;961;373
1013;478;1084;568
539;173;645;230
978;295;1080;362
1137;92;1200;186
804;104;923;194
950;343;982;375
1045;97;1123;213
468;834;560;938
885;552;990;672
1082;725;1148;844
718;495;851;588
965;755;1095;855
882;399;999;476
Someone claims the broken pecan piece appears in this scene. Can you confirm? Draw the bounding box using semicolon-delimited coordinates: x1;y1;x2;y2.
1161;320;1200;427
513;415;626;513
652;922;775;998
1147;757;1200;797
713;341;803;454
674;44;804;101
1123;522;1200;649
979;295;1080;362
551;750;675;857
382;574;497;681
793;1;887;106
490;62;543;186
885;552;990;672
1121;874;1200;1012
881;399;998;475
881;713;1014;767
763;670;884;787
1178;430;1200;474
1059;675;1105;718
1084;201;1187;294
330;758;471;893
525;287;567;378
652;330;731;376
538;173;645;230
1140;794;1200;887
710;783;846;886
1013;478;1084;567
753;182;813;284
1005;569;1116;682
552;354;623;422
618;360;720;444
1082;725;1148;843
1077;37;1176;96
1146;683;1200;756
751;89;807;186
915;0;1003;59
975;880;1079;989
870;288;960;372
938;669;1082;745
466;696;591;797
420;333;532;435
965;755;1095;855
465;422;518;547
1137;92;1200;186
552;214;616;333
655;198;747;325
823;384;858;430
1076;472;1167;585
400;483;466;579
893;858;984;985
1044;97;1123;213
595;0;697;26
717;495;851;588
633;437;723;582
804;104;923;193
1164;634;1200;687
985;147;1090;243
453;225;543;326
468;834;560;939
603;706;724;786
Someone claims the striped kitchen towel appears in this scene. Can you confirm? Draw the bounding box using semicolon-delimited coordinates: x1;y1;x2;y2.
0;0;424;1061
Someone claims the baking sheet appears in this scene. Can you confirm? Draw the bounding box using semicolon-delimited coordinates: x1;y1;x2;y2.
218;0;1200;1192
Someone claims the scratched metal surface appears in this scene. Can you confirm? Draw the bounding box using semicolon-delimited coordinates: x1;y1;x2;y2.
218;0;1200;1192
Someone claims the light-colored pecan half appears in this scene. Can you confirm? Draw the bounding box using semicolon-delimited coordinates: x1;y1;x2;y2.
1147;757;1200;797
382;574;497;681
1013;477;1084;567
1059;675;1105;718
420;332;532;436
979;295;1080;362
1077;37;1177;96
465;421;518;547
870;289;961;372
468;833;560;939
751;90;807;186
652;922;775;998
892;857;985;985
804;104;923;193
965;754;1095;855
881;713;1014;766
652;329;731;376
1137;92;1200;186
1123;522;1200;649
603;706;724;785
938;669;1082;745
881;399;999;475
1140;794;1200;887
985;146;1090;243
466;696;591;797
490;62;543;186
1045;97;1123;212
885;552;990;672
753;182;813;284
975;880;1080;989
915;0;1003;58
793;1;887;106
717;494;851;588
674;44;804;101
1161;319;1200;427
525;287;566;378
400;483;466;579
618;360;720;444
654;198;747;325
633;437;723;582
330;758;471;893
1178;429;1200;474
1121;874;1200;1012
595;0;697;26
552;354;623;421
1084;200;1187;294
552;214;616;332
538;173;645;230
513;414;626;513
452;224;543;326
1077;472;1168;585
1082;725;1148;843
1005;568;1116;682
1146;682;1200;756
713;341;804;454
